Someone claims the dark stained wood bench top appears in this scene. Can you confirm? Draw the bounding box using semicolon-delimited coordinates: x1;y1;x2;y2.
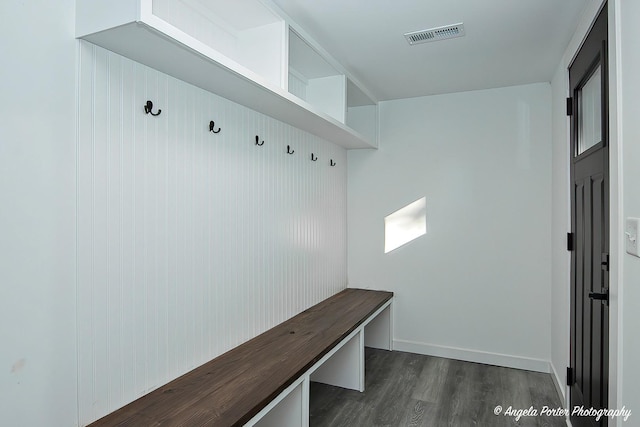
88;288;393;427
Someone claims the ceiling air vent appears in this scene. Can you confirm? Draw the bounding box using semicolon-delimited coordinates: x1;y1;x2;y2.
404;23;465;45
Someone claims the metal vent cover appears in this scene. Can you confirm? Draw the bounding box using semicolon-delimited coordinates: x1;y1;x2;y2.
404;23;465;45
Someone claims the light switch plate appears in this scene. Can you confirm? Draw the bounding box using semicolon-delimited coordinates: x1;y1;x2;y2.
625;217;640;257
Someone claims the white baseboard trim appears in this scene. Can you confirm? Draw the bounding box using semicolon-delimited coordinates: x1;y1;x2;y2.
393;339;551;373
550;362;573;427
549;362;567;402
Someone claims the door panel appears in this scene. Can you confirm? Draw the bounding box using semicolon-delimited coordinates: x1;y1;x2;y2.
569;3;608;427
591;173;605;412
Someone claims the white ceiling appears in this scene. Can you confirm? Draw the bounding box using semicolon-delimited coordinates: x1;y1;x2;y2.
271;0;589;101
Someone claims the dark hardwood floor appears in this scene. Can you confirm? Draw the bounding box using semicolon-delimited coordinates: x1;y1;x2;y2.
310;348;567;427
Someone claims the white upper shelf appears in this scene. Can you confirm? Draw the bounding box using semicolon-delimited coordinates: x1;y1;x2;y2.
76;0;378;150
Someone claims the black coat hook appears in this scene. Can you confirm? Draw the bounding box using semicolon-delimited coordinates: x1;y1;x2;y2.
287;145;295;155
330;159;336;166
311;153;318;161
144;100;161;116
209;121;221;133
255;135;264;146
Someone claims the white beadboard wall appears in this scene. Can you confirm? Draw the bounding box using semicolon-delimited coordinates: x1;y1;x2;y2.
77;41;347;425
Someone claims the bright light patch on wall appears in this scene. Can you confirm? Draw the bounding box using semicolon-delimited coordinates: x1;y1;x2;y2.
384;197;427;253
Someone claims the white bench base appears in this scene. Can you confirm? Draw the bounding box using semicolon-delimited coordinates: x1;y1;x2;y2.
246;300;393;427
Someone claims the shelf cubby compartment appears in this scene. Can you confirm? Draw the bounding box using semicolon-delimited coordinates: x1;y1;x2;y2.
347;79;378;146
288;29;346;124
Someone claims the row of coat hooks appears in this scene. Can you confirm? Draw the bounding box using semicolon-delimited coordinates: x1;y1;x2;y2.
260;138;336;166
145;100;337;166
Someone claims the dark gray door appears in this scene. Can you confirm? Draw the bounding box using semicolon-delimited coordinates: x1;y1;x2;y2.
569;4;609;427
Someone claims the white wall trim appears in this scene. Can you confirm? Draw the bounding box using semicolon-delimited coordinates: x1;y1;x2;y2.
608;2;624;421
550;361;567;405
393;339;550;373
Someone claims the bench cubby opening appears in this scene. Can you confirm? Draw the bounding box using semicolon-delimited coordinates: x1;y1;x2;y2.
250;379;306;427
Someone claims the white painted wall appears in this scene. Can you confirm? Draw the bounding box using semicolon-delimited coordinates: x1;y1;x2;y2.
76;42;347;425
348;83;552;371
0;1;78;426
